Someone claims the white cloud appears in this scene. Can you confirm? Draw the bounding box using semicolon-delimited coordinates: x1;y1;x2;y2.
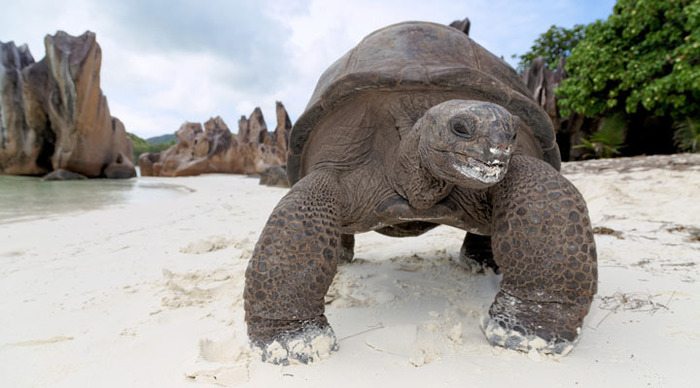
264;0;615;124
102;45;285;136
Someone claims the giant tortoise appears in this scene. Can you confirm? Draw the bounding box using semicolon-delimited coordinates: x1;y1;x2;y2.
244;21;597;364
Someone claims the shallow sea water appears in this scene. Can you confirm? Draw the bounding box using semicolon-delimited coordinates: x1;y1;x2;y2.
0;175;192;224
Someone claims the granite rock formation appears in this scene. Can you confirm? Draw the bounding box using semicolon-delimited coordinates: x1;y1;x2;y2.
42;169;88;181
522;57;599;161
0;31;136;178
259;165;289;187
139;102;291;177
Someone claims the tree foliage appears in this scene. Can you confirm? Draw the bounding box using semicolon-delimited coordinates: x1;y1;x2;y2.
515;24;586;71
127;133;175;161
557;0;700;119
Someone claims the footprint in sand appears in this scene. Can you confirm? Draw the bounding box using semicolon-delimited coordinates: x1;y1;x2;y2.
159;269;241;310
325;264;394;308
184;336;252;386
179;236;235;254
179;236;254;257
363;308;469;367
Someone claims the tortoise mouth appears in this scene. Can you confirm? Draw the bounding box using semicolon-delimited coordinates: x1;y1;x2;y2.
453;157;507;184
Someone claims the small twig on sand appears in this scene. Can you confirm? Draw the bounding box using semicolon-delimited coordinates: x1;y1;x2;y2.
339;323;385;342
653;291;676;316
364;340;406;358
595;310;614;329
596;291;671;323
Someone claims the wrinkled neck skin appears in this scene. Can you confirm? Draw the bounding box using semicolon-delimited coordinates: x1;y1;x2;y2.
391;118;454;210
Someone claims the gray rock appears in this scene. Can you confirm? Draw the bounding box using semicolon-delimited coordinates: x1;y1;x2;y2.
42;169;88;181
259;165;289;187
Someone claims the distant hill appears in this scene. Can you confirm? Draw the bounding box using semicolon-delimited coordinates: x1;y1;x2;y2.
127;133;176;161
146;133;176;145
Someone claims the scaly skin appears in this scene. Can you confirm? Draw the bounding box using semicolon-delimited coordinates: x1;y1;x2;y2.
247;21;593;363
484;155;597;353
244;102;597;363
244;170;346;363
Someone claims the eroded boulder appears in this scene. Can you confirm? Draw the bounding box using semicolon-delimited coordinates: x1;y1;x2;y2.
42;169;88;181
140;102;292;177
259;165;289;188
0;31;135;178
521;56;599;161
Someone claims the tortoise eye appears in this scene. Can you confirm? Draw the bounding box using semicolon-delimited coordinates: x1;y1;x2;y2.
450;119;475;139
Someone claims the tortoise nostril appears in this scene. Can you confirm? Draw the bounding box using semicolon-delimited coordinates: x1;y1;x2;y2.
489;144;512;156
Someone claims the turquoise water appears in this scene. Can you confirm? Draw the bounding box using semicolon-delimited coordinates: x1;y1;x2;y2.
0;176;193;224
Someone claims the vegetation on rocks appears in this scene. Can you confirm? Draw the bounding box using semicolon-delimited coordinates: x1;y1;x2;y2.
127;133;176;162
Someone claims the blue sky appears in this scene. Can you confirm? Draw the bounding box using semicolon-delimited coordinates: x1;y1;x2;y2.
0;0;616;138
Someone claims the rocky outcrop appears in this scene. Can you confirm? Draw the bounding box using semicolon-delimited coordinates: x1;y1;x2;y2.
139;102;292;177
259;165;289;187
522;56;599;161
0;31;135;178
42;169;88;181
273;101;293;154
522;57;561;127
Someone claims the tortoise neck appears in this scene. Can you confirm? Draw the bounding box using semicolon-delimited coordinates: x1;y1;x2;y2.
391;126;453;210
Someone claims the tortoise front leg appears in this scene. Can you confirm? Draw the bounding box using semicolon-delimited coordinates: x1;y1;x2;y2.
485;155;597;355
244;170;347;364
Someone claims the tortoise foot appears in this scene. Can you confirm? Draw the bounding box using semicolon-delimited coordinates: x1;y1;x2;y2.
481;318;577;356
482;292;585;356
249;318;338;365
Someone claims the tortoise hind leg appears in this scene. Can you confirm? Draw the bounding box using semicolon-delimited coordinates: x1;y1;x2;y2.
244;170;347;364
338;234;355;263
457;233;500;274
484;155;597;355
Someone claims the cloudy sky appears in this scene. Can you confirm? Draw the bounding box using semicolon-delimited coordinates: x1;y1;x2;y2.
1;0;615;138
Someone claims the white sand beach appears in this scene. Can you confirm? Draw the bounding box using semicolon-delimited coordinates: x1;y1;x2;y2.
1;154;699;387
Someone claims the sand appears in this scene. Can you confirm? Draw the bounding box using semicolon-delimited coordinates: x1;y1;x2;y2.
1;154;699;387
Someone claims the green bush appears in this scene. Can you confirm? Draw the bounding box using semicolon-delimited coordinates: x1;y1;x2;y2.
575;113;627;158
514;24;586;72
127;133;176;161
673;117;700;152
558;0;700;120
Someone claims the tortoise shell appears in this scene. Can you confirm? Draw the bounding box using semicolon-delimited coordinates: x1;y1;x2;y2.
288;21;559;184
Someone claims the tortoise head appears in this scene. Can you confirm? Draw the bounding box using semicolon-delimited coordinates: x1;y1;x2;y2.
417;100;518;189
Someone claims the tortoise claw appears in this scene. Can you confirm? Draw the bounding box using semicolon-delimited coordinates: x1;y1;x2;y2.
250;322;338;365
